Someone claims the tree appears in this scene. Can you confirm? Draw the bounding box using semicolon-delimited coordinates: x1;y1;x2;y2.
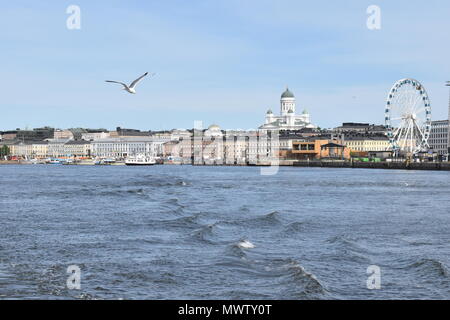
0;145;10;158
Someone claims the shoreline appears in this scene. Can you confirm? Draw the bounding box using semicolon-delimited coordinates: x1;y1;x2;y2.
293;160;450;171
2;160;450;171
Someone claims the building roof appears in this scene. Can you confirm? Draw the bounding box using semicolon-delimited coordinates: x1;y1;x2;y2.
321;143;345;149
344;134;389;141
65;140;91;145
281;88;295;99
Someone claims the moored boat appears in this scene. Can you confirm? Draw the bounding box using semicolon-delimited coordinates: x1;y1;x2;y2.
125;154;156;166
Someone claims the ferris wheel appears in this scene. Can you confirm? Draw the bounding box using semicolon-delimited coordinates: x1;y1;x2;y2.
385;78;432;155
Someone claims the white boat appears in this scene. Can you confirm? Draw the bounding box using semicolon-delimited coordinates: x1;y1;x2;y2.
125;155;156;166
46;158;61;165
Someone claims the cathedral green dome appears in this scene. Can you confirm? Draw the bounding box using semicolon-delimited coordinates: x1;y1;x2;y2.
281;88;295;99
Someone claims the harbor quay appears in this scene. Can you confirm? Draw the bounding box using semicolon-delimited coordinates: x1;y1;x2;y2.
3;158;450;171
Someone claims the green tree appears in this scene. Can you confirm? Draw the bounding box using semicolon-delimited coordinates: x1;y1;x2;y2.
0;145;10;157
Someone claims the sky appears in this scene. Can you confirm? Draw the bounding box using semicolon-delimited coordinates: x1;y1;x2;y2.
1;0;449;131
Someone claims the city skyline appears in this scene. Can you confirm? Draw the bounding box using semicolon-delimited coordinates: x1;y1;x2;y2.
1;1;450;130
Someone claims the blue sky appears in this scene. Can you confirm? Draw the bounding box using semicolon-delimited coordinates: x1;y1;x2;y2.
1;0;449;131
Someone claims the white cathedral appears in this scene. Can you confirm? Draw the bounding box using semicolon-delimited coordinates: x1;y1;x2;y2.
259;87;317;131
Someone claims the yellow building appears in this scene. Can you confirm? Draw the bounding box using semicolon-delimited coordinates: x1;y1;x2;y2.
10;142;33;158
32;142;49;159
344;135;390;152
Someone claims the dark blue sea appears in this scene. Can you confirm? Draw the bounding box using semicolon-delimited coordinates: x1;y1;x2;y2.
0;165;449;299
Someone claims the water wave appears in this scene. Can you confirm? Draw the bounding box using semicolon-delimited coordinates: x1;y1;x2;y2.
245;211;282;226
406;258;449;278
128;176;190;188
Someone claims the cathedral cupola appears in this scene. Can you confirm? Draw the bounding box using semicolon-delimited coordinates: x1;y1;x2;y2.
281;88;295;99
280;87;296;116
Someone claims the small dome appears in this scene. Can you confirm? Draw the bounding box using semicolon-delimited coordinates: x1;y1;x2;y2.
266;109;273;114
281;88;295;99
208;124;220;130
302;109;309;114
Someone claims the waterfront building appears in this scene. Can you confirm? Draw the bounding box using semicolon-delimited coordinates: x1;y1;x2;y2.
91;137;164;159
428;120;449;158
162;125;279;165
292;138;351;160
47;139;71;158
447;82;450;157
10;142;33;158
259;88;317;131
278;129;320;151
163;140;181;158
246;130;279;164
31;141;49;159
163;136;194;163
64;140;91;158
343;134;390;152
10;140;90;159
201;125;224;163
224;131;249;164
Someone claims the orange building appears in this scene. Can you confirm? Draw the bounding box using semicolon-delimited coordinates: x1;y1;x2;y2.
292;139;351;160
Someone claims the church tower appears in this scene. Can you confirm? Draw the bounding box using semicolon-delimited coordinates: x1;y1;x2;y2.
280;87;295;117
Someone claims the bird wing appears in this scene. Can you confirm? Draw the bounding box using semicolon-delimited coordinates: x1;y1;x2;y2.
129;72;150;89
105;80;128;89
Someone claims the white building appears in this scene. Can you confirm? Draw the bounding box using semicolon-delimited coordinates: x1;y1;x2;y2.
91;137;165;159
47;139;71;158
260;88;317;131
429;120;448;158
81;132;110;141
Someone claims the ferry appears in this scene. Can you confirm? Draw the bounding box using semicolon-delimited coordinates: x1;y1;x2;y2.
125;154;156;166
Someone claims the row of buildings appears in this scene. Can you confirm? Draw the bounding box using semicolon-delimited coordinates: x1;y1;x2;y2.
0;126;398;163
1;88;449;162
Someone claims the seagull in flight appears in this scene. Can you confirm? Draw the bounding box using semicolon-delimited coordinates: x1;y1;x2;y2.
105;72;153;94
